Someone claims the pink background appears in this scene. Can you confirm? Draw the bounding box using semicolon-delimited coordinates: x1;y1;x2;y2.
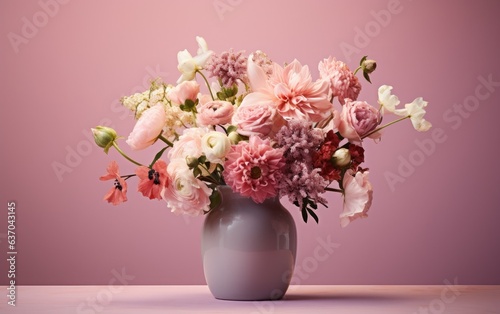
1;0;500;285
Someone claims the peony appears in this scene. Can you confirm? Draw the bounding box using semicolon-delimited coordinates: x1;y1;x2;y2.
167;81;200;105
177;36;213;83
161;158;212;216
223;136;285;203
168;127;208;161
319;56;361;105
338;99;382;144
126;103;166;150
201;131;231;164
197;100;234;127
232;100;286;138
340;169;373;227
242;56;332;122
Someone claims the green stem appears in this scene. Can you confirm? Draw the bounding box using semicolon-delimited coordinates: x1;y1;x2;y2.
158;135;174;147
362;115;410;139
325;187;343;193
112;142;143;167
196;70;215;101
353;65;362;76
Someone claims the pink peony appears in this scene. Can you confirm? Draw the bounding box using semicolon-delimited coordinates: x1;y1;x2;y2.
135;160;169;200
161;158;212;216
338;99;382;144
340;169;373;228
242;56;332;123
223;136;285;203
197;100;234;127
99;161;127;205
168;127;207;160
319;56;361;105
232;100;286;138
167;80;200;104
126;103;166;150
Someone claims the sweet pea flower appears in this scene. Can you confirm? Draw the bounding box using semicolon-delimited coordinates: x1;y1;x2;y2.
177;36;213;83
338;99;382;144
377;85;400;114
126;103;166;150
167;81;200;105
201;131;231;164
99;161;127;205
242;56;332;122
135;160;169;200
232;100;286;138
161;158;212;216
197;100;234;127
340;169;373;228
394;98;432;132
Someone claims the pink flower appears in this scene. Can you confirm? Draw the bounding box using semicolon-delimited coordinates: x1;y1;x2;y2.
232;100;286;138
338;99;382;144
197;100;234;127
99;161;127;205
242;56;332;122
126;103;166;150
135;160;169;200
340;169;373;228
167;81;200;104
224;136;285;203
161;158;212;216
168;127;207;160
319;56;361;105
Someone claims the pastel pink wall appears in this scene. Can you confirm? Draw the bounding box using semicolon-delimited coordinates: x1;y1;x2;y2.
1;0;500;285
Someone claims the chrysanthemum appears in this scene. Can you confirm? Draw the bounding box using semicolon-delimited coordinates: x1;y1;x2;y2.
135;160;169;200
223;136;285;203
319;56;361;105
99;161;127;205
205;49;248;87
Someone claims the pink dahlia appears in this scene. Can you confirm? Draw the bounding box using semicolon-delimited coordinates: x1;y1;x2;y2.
319;56;361;105
242;56;332;123
223;136;285;203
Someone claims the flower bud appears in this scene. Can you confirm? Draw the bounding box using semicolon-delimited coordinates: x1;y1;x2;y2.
91;126;117;154
186;156;199;168
361;59;377;74
228;131;243;145
331;148;351;168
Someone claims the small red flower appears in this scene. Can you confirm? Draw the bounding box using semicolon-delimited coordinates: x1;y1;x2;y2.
135;160;169;200
99;161;128;205
313;130;341;181
348;144;365;170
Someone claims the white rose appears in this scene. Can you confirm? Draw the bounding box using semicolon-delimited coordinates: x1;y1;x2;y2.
201;131;231;164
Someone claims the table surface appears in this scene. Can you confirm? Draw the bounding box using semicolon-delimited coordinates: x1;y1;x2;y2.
1;285;499;313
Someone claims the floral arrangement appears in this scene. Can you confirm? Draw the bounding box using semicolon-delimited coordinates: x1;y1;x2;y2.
92;36;431;227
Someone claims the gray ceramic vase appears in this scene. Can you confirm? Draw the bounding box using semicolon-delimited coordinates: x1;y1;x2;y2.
202;186;297;301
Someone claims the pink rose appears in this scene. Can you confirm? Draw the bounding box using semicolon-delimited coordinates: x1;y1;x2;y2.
232;100;286;138
167;81;200;104
168;127;207;160
126;103;166;150
338;99;382;144
340;169;373;228
197;100;234;127
161;158;212;216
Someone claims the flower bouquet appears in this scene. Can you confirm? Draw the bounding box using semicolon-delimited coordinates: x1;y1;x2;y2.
92;36;431;227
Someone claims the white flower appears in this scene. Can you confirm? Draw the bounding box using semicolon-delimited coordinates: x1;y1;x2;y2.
176;36;213;84
332;148;351;168
377;85;400;114
394;97;432;132
201;131;231;164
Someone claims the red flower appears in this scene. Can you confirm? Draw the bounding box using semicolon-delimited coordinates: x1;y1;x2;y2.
313;130;341;181
99;161;127;205
135;160;169;200
348;144;365;170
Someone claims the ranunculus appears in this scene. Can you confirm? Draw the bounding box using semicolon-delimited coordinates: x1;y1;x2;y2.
338;99;382;144
168;127;207;161
232;100;286;138
201;131;231;164
167;80;200;105
126;103;166;150
161;158;212;216
340;169;373;228
197;100;234;127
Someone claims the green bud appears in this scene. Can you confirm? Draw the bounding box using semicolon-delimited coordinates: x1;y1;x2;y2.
361;59;377;74
228;131;242;144
186;156;199;168
91;126;117;154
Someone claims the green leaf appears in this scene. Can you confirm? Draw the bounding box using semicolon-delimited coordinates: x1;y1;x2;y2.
193;167;201;178
149;146;168;168
307;207;319;224
360;55;367;66
363;71;372;84
301;207;308;223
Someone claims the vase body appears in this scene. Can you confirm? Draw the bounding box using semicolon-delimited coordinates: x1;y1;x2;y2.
202;186;297;301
